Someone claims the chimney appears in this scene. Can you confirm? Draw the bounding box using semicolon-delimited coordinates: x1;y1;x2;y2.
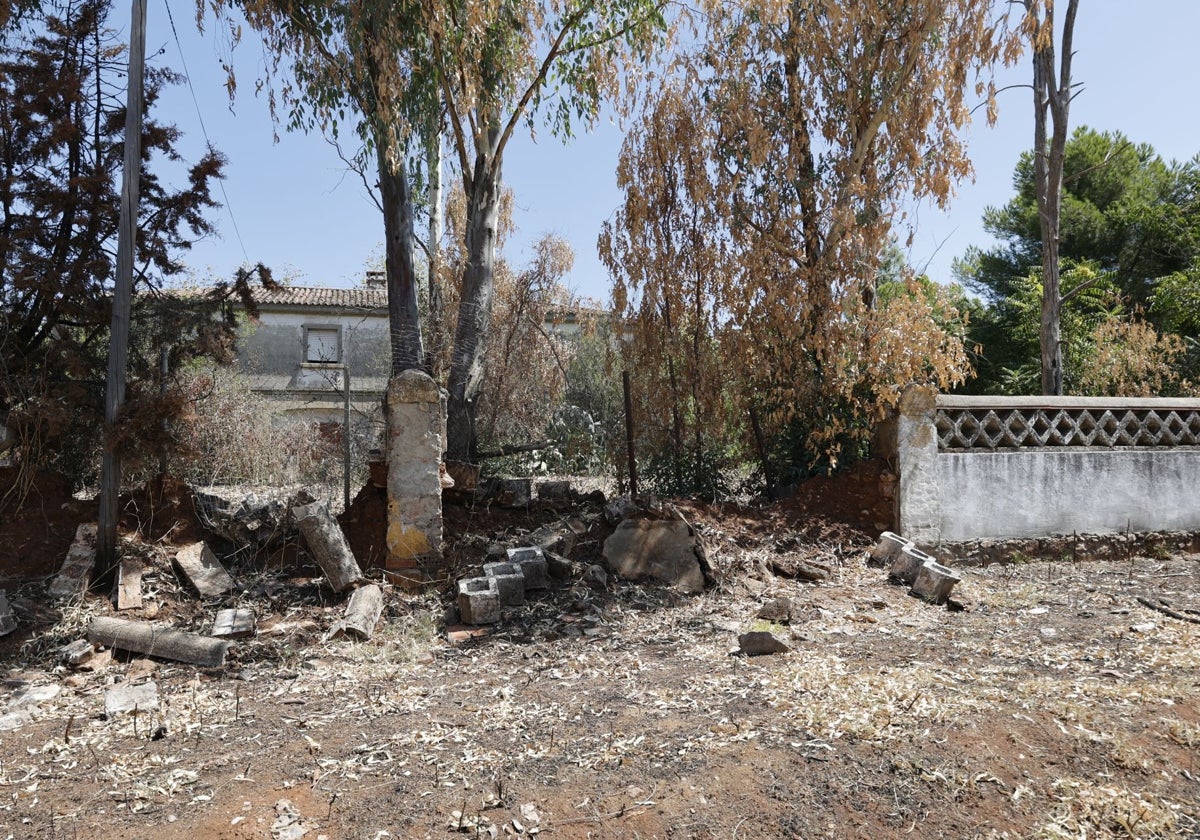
364;270;385;288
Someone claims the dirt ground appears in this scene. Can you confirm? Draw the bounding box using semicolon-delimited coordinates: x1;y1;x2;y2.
2;466;1200;839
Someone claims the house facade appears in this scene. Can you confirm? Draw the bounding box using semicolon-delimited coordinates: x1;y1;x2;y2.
236;285;390;432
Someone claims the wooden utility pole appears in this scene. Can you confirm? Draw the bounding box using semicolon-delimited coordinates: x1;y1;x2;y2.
97;0;148;579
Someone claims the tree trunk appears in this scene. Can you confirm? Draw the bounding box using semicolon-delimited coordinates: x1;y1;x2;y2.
446;130;501;463
425;127;445;374
378;144;424;374
1031;0;1079;396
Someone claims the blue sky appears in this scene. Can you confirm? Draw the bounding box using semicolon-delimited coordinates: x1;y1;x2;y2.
145;1;1200;303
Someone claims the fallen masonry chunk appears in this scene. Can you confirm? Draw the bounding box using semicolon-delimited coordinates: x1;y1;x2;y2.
292;500;364;593
104;681;159;718
49;523;97;601
602;519;706;594
458;577;501;625
0;590;15;637
174;542;234;598
869;531;911;568
738;631;790;656
545;551;574;580
889;544;934;586
88;617;232;668
483;561;526;606
506;546;549;589
498;478;532;508
910;561;962;606
326;584;384;641
212;608;256;639
59;639;95;666
537;480;572;500
757;597;797;624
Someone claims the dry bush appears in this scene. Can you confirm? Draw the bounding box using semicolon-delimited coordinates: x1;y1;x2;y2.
172;364;343;488
1075;317;1195;397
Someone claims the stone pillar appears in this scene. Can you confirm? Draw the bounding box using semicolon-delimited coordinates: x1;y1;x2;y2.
896;386;942;545
385;370;444;580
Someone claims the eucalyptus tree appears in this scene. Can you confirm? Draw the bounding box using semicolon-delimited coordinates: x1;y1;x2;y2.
204;0;667;462
1018;0;1081;395
202;0;437;372
603;0;1010;473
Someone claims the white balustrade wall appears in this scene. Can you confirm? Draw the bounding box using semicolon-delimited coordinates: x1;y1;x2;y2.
893;390;1200;543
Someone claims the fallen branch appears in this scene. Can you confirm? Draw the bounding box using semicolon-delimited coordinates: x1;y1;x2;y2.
475;439;562;460
1135;595;1200;625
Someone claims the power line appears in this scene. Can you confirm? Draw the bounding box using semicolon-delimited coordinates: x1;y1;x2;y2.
162;0;250;264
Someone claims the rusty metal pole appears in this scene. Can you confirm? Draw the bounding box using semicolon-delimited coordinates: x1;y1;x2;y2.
622;370;638;497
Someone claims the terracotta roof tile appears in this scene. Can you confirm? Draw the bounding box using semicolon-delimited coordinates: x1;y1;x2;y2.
250;286;388;310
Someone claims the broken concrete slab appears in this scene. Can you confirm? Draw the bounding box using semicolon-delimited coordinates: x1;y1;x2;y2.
602;519;706;594
114;557;143;610
88;617;232;668
0;590;14;637
738;631;790;656
48;523;97;601
104;681;159;717
458;577;501;625
537;480;572;500
174;542;235;598
212;608;256;639
293;500;364;593
326;584;383;641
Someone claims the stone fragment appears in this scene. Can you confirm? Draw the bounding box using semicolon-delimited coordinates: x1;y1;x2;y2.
545;551;574;580
756;597;796;624
603;496;638;525
326;584;383;641
0;590;14;637
738;631;790;656
104;681;159;717
458;577;501;625
49;523;97;601
59;639;95;666
909;560;961;606
483;561;526;606
602;519;706;594
584;564;608;589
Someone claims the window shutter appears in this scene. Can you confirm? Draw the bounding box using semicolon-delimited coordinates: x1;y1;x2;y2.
306;328;340;362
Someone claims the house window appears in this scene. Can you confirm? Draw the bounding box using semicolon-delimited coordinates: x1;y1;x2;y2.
304;326;341;363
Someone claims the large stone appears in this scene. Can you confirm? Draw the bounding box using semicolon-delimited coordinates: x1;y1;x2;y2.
738;631;790;656
602;519;706;594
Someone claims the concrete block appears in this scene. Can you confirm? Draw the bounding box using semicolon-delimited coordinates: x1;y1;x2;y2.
506;546;549;589
910;560;961;605
483;561;526;606
869;531;911;568
889;544;933;586
457;577;501;625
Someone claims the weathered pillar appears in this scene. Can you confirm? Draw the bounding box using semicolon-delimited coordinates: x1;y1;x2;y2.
896;386;942;546
385;370;445;581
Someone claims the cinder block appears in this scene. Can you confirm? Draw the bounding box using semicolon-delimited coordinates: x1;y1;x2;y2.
889;544;933;586
457;577;501;625
483;562;526;606
910;560;961;605
869;531;911;568
506;546;549;589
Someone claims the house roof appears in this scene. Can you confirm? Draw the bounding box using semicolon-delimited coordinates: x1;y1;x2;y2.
251;286;387;310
